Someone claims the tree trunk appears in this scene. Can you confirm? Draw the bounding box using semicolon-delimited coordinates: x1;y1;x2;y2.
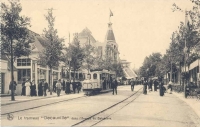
50;67;52;95
10;39;15;101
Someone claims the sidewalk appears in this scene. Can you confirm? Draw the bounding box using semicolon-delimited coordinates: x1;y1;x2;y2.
1;88;113;105
1;90;69;105
170;90;200;118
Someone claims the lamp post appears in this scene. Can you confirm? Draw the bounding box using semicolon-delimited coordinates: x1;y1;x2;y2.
68;57;71;83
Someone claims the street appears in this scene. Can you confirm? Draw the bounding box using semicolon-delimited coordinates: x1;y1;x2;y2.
1;85;200;127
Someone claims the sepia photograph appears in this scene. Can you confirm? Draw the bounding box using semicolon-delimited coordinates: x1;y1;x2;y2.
1;0;200;126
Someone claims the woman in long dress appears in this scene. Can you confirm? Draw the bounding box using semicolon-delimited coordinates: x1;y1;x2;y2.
25;79;31;96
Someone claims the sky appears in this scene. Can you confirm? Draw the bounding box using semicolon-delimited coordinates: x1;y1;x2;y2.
4;0;195;69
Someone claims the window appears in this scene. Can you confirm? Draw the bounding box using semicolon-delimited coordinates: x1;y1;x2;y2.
17;58;31;66
93;73;97;79
17;69;31;84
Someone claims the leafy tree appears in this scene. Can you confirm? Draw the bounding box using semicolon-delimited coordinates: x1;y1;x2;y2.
66;34;84;82
82;44;97;73
1;0;32;100
39;8;64;95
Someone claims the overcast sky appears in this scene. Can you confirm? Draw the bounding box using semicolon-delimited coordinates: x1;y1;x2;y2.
10;0;195;69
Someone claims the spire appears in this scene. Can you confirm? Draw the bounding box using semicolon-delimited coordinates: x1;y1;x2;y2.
105;22;116;42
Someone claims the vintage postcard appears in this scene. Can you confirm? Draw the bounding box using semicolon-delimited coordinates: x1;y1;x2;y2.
1;0;200;126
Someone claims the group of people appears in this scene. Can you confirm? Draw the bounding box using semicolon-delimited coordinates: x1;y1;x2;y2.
142;79;167;96
21;79;37;96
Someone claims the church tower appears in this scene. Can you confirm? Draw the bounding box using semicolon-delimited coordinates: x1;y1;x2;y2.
104;21;119;63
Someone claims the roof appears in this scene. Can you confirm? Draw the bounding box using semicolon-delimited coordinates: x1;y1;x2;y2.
123;67;137;79
105;22;116;42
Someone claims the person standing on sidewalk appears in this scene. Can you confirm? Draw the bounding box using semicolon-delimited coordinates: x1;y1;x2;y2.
25;79;31;96
112;78;118;95
154;79;158;92
56;79;62;96
9;80;17;95
159;80;165;96
30;80;37;96
21;81;26;96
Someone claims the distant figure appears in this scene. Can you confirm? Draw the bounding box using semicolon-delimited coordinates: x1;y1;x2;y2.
56;79;62;96
43;81;48;96
25;79;31;96
143;80;148;95
131;79;135;91
53;81;57;93
159;81;165;96
112;78;118;95
168;81;173;94
38;80;43;96
9;80;17;95
153;79;158;92
65;80;71;94
21;81;26;96
149;80;153;91
31;80;37;96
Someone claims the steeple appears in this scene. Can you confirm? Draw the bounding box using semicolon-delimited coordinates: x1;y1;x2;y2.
105;22;116;42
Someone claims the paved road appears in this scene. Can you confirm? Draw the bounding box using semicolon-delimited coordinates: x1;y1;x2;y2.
1;85;200;127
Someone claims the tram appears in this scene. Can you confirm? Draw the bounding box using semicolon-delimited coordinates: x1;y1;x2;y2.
82;69;116;95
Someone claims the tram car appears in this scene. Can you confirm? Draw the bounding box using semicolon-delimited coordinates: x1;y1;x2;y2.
82;69;116;95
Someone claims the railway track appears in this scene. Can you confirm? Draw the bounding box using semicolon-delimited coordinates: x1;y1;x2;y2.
1;95;86;116
1;89;114;116
71;87;143;127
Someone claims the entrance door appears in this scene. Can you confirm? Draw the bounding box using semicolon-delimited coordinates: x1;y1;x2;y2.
1;73;5;94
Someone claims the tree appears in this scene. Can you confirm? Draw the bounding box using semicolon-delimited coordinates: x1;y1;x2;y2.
39;8;64;95
1;0;32;101
65;34;84;82
82;44;97;73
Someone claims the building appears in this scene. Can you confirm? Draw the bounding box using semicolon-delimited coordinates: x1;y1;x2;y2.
104;22;120;62
1;55;17;95
121;60;137;80
1;30;63;95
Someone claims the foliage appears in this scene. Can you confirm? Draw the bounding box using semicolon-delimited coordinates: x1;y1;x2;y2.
39;8;64;69
82;44;97;73
139;53;162;78
65;35;84;81
1;0;32;60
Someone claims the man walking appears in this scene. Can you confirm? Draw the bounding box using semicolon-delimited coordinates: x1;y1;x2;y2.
112;78;118;95
131;78;135;91
56;79;62;96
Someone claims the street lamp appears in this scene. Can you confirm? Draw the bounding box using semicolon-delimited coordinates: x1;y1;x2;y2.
68;57;71;83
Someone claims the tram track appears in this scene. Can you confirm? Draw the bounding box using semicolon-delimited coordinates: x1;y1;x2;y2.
1;89;114;116
71;87;143;127
1;95;86;116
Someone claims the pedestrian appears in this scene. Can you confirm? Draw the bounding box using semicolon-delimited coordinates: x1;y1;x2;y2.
168;80;173;94
31;80;37;96
131;78;135;91
153;79;158;92
149;79;153;91
38;80;43;96
9;80;17;95
21;80;26;96
62;79;65;91
159;81;165;96
65;80;70;94
56;79;62;96
112;78;118;95
143;80;148;95
43;81;48;96
53;80;57;93
25;79;31;96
